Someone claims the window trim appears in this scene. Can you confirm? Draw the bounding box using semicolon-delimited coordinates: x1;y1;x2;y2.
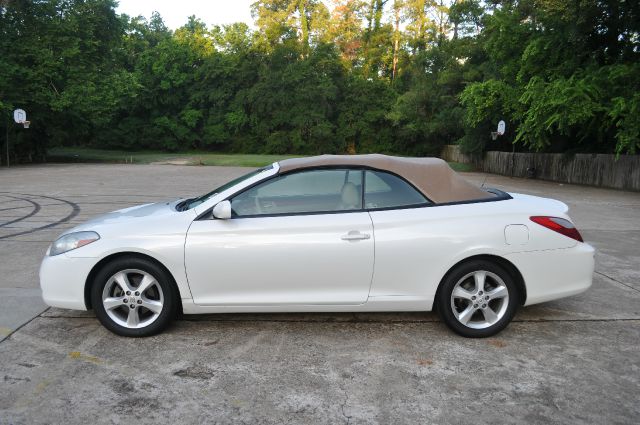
195;165;511;221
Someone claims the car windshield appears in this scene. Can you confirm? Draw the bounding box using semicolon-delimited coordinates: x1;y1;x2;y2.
179;165;273;210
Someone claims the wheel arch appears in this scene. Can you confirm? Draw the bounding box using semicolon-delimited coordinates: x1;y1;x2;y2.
84;252;183;315
434;254;527;307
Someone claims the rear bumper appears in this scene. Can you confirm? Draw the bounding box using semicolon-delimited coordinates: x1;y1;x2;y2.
505;243;595;306
39;254;96;310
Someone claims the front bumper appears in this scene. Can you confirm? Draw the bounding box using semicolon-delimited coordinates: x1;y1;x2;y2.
39;254;98;310
506;242;595;306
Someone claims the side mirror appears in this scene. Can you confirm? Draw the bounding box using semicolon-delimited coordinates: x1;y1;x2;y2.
212;200;232;220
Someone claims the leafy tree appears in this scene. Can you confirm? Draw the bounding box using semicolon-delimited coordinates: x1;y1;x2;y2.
326;0;366;68
459;0;639;155
1;0;638;164
250;0;329;54
245;43;342;154
337;76;395;153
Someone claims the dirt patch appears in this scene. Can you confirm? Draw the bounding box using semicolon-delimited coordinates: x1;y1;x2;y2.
150;158;193;165
488;339;507;348
173;365;216;380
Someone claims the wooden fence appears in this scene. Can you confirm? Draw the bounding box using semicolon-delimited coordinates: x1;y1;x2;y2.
439;144;480;165
440;145;640;191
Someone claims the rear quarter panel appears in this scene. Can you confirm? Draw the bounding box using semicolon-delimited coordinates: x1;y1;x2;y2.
367;195;578;302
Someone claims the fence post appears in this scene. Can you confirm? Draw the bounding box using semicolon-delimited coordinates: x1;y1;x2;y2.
510;143;515;177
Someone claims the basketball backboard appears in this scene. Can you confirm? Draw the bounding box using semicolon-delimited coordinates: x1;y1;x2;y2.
13;109;26;123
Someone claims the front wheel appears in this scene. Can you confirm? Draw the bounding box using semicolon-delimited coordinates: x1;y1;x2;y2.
91;257;177;337
436;260;519;338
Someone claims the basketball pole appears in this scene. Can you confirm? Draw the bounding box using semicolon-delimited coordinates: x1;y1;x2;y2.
5;117;9;167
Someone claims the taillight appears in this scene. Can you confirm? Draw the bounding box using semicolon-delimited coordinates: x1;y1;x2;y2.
530;216;583;242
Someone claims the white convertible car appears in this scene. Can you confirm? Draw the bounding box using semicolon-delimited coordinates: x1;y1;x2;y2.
40;155;594;337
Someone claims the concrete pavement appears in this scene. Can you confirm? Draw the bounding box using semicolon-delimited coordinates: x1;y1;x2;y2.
0;163;639;424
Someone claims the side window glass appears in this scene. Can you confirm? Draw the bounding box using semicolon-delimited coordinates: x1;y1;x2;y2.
231;169;363;216
364;170;428;209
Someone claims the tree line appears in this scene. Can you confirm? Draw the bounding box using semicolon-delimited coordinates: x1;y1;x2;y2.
1;0;638;163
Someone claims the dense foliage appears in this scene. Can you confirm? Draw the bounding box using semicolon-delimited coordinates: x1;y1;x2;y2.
1;0;638;163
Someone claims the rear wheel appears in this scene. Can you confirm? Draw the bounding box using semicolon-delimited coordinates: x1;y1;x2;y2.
436;260;519;338
91;257;177;337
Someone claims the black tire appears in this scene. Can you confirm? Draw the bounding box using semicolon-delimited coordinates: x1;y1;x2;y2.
436;260;519;338
91;257;178;337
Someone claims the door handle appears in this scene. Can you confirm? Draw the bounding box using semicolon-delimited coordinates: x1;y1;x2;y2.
341;231;371;241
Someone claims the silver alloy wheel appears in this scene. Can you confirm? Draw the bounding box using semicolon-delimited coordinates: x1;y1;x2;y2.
450;270;509;329
101;269;164;329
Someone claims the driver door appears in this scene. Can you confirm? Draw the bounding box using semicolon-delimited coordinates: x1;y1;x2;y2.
185;169;374;306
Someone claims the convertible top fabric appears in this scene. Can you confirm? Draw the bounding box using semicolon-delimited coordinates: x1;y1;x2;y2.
277;154;493;203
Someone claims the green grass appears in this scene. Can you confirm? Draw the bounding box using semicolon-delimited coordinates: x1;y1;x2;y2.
447;162;476;172
47;147;299;167
47;147;476;171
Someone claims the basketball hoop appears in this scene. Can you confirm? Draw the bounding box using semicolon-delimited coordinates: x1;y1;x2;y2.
13;109;30;129
491;120;506;141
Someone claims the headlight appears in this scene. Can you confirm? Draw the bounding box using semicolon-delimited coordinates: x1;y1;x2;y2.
49;231;100;256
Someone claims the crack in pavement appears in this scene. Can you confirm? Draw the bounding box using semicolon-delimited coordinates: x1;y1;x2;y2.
0;307;50;343
338;381;353;425
595;270;640;293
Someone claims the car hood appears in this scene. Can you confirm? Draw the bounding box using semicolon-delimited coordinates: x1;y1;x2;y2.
64;199;187;234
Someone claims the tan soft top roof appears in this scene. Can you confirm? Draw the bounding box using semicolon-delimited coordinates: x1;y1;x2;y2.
278;154;493;204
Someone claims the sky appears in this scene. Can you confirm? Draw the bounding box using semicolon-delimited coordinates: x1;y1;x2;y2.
115;0;255;30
